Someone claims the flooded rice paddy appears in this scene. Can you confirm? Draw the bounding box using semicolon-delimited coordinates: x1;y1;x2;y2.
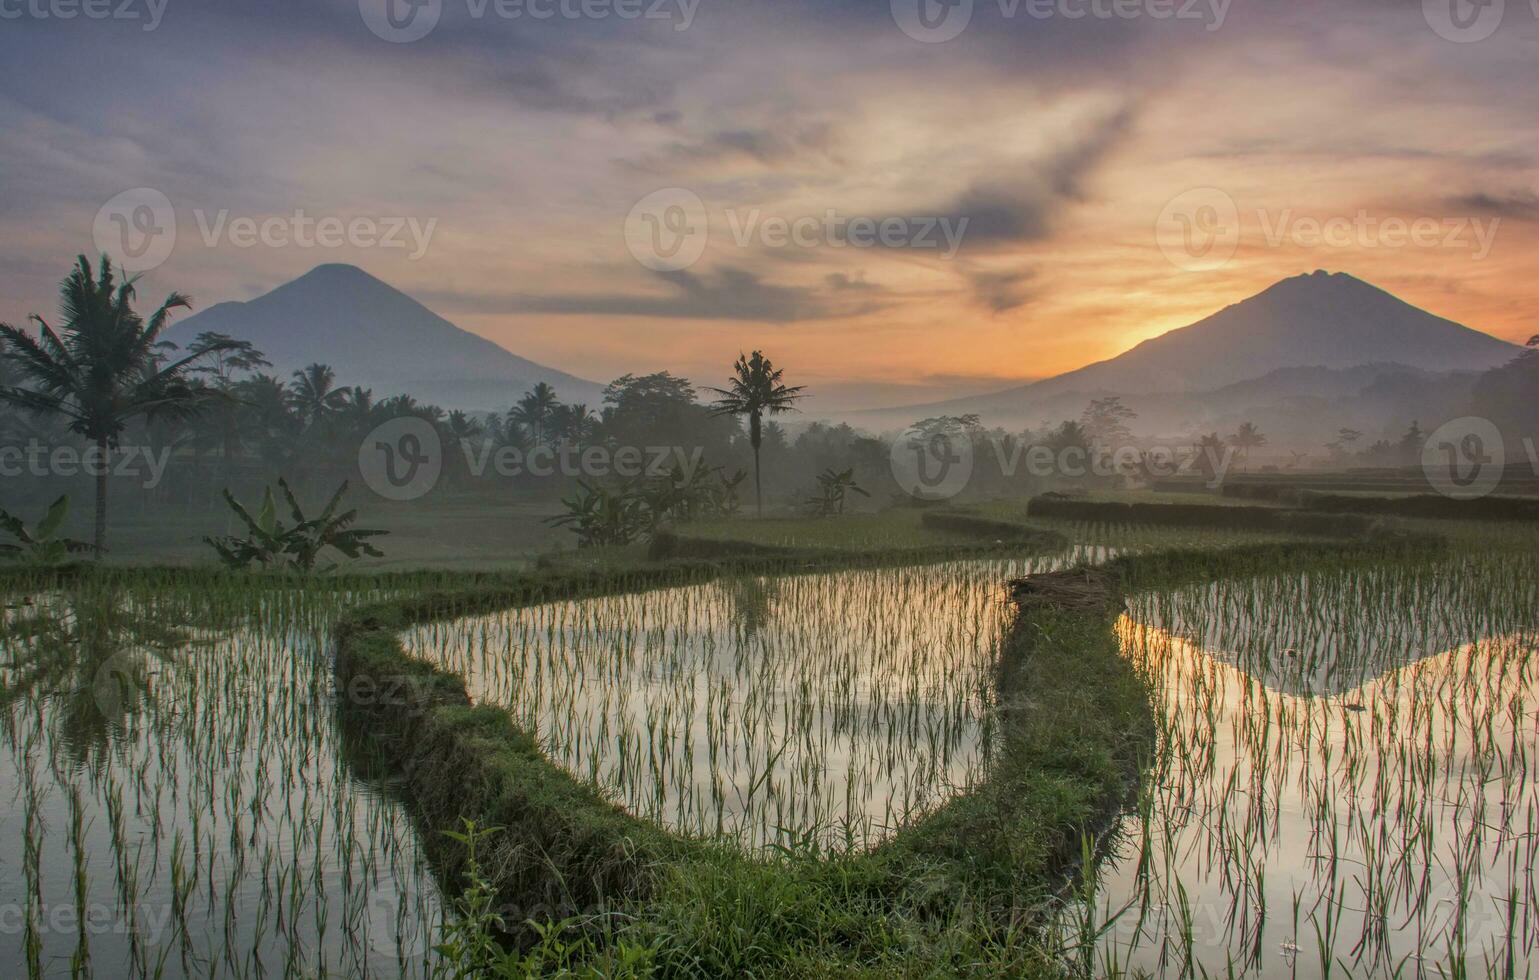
1075;553;1539;978
4;533;1536;978
0;585;443;979
402;548;1110;851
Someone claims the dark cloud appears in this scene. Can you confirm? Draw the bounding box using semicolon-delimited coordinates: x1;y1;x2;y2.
825;272;882;292
1448;190;1539;220
428;266;887;323
935;105;1135;245
968;267;1037;313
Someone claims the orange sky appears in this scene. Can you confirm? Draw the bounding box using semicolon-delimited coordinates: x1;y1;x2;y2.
4;1;1536;409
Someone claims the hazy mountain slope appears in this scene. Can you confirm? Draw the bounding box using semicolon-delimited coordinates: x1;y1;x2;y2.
848;270;1521;429
168;264;602;410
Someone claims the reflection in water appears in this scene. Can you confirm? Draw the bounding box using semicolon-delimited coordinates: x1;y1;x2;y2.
0;585;442;979
1;589;189;763
405;550;1104;851
1071;557;1539;979
724;574;779;640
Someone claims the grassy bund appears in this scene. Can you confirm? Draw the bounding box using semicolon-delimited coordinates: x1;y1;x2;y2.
326;505;1446;977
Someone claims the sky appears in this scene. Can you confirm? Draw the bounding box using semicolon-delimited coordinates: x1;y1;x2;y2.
2;0;1537;410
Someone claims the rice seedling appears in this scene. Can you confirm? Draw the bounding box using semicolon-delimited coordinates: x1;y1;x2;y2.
0;576;446;978
401;548;1109;852
5;514;1524;978
1062;549;1539;978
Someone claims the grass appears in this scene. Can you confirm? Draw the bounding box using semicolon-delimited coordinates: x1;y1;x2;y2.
61;495;573;570
330;510;1447;977
334;537;1156;977
1073;544;1539;976
1044;489;1286;508
678;510;987;551
2;496;1522;977
0;571;452;978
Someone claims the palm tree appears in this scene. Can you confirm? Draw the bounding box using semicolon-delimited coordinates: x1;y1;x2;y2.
446;410;484;441
508;382;561;446
1228;421;1267;472
552;402;597;445
0;255;233;555
708;351;805;517
339;386;376;430
229;373;300;477
288;363;348;427
1194;431;1228;483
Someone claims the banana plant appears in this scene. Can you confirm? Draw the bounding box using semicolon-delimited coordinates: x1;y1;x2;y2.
0;496;93;564
545;479;647;548
205;479;387;572
805;467;870;517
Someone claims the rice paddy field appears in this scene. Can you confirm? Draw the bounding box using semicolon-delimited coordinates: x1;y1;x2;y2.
2;512;1536;977
0;579;447;979
400;548;1113;851
1067;545;1539;979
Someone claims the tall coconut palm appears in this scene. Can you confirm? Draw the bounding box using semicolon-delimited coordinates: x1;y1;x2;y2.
1228;421;1267;472
0;255;233;555
708;351;804;517
288;363;348;427
508;382;561;446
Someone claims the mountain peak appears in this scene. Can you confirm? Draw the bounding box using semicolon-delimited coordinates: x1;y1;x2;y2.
167;265;602;410
873;272;1523;422
1109;271;1521;387
297;261;375;279
285;262;393;291
1267;269;1372;295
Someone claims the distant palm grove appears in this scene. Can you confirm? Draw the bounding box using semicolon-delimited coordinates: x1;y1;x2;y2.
2;256;1535;553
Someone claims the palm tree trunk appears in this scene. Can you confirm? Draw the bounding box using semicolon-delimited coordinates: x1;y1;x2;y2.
94;435;108;557
753;447;763;518
750;411;763;518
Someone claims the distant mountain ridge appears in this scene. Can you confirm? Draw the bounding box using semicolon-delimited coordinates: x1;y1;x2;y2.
168;264;602;410
850;270;1522;430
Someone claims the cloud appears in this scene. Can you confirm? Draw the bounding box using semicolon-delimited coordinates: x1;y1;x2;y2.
432;266;888;323
1449;190;1539;220
933;105;1136;246
968;267;1037;313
